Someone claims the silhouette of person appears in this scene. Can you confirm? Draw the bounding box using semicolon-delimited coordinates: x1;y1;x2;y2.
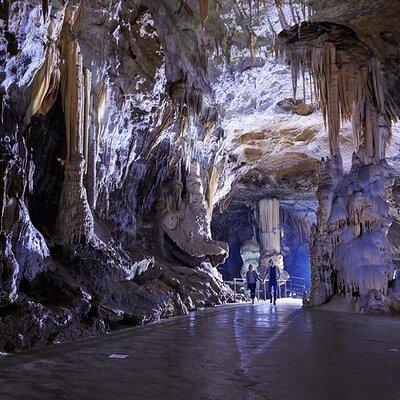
246;264;261;304
265;258;281;305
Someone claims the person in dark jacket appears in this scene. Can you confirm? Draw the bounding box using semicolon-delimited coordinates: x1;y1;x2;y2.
265;258;281;305
246;264;261;304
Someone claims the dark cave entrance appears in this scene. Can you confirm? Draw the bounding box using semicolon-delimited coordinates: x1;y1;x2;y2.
27;93;66;235
211;201;255;281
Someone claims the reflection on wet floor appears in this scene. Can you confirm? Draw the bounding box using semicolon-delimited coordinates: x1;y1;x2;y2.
0;299;399;400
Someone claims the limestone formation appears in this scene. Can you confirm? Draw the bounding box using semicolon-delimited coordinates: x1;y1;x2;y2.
277;15;400;309
161;162;228;267
256;198;285;278
310;156;395;306
240;238;260;280
56;20;94;245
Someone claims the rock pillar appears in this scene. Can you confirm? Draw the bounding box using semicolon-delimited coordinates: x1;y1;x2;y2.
257;198;284;278
56;28;94;244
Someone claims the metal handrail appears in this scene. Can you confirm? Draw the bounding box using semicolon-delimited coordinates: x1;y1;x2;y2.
226;277;288;302
225;275;309;302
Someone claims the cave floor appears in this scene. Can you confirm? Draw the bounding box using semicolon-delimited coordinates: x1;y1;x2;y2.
0;298;400;400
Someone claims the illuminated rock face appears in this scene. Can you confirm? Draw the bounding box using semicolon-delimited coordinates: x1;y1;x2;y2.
161;162;228;267
310;156;395;306
275;9;400;310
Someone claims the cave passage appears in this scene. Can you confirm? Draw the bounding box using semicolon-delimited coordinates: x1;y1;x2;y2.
2;1;400;399
211;198;312;299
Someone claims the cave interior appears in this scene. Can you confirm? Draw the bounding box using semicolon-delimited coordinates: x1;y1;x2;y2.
1;1;400;398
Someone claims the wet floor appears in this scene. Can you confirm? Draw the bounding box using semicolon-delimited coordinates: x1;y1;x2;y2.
0;298;399;400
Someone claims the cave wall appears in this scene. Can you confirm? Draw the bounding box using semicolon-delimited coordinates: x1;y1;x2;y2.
2;0;318;351
0;0;240;352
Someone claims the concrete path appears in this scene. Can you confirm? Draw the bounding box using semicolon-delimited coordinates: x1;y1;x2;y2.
0;299;399;400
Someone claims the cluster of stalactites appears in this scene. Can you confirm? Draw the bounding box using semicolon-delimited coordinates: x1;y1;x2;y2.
276;28;396;164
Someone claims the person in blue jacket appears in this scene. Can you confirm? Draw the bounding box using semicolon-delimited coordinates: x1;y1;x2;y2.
265;258;281;305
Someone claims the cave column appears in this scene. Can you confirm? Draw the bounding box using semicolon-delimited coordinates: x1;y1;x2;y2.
257;198;284;278
56;31;94;245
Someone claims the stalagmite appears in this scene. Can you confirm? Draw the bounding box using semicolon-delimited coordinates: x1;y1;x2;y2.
240;238;260;280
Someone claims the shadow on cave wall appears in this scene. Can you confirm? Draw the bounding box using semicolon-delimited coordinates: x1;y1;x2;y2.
27;93;66;235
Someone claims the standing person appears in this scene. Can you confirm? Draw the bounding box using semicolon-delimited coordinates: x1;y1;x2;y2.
246;264;260;304
265;258;281;305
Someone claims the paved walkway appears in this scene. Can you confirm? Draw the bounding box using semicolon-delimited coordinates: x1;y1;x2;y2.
0;299;399;400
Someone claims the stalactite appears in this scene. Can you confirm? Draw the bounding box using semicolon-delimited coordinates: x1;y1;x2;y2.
199;0;209;29
266;15;277;37
25;46;61;124
60;38;84;160
83;69;97;211
288;0;298;25
24;10;66;124
276;23;396;164
42;0;48;22
83;69;91;174
258;198;281;254
257;198;285;277
274;1;289;31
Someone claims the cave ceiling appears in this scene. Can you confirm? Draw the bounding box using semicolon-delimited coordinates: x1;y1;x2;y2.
3;1;400;207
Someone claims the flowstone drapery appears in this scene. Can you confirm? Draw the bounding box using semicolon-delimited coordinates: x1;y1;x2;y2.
22;4;95;245
310;155;395;305
277;22;398;307
161;162;228;267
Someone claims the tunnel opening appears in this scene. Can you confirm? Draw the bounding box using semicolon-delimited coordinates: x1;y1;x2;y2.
280;205;312;294
211;195;314;300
